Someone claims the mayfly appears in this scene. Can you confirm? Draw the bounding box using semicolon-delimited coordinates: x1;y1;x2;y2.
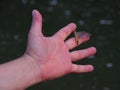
74;31;79;45
74;31;91;45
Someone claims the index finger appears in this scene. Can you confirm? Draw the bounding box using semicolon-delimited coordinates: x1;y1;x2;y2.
54;23;77;40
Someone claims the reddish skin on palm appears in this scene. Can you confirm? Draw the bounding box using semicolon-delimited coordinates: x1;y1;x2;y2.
24;10;96;81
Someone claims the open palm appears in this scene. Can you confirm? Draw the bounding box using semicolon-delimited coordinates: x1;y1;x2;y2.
25;10;96;81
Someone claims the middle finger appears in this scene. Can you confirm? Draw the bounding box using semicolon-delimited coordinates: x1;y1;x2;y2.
65;31;91;50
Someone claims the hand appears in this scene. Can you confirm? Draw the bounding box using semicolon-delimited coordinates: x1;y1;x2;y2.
24;10;96;81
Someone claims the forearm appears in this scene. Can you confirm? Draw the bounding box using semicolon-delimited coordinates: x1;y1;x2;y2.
0;55;42;90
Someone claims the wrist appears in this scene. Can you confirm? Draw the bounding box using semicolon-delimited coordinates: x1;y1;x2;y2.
22;54;43;86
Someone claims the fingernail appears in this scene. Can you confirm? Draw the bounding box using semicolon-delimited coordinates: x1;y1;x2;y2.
32;9;36;17
77;31;91;39
69;23;77;30
86;65;94;71
90;47;97;52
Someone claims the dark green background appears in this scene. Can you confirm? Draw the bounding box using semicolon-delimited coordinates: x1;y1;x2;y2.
0;0;120;90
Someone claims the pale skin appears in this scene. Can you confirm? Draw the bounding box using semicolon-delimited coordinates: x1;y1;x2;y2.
0;10;96;90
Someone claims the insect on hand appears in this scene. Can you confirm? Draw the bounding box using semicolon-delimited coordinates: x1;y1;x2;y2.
74;31;79;45
74;31;91;45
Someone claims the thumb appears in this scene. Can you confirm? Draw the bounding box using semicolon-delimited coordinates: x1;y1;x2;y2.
30;9;43;36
